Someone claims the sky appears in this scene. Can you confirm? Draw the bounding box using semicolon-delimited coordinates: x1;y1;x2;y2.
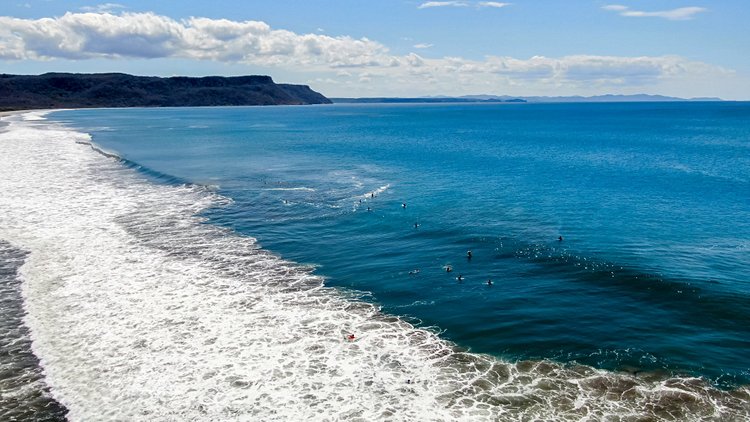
1;1;749;99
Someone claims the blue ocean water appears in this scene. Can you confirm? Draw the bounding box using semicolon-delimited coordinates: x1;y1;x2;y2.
53;102;750;387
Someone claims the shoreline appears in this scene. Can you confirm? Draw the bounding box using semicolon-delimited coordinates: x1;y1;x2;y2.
1;110;748;419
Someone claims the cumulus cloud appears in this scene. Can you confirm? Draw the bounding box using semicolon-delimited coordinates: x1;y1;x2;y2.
0;12;393;67
437;54;708;86
0;11;732;97
603;4;707;20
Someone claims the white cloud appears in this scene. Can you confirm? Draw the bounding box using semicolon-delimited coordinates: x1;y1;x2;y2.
418;2;468;9
603;4;707;20
478;2;510;8
0;12;393;67
80;3;127;13
413;43;433;49
419;1;510;10
0;11;735;98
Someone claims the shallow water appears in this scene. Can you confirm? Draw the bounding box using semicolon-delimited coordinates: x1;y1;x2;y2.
1;106;749;420
0;241;68;421
56;103;750;385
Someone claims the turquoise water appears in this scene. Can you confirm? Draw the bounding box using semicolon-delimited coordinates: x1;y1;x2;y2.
54;102;750;387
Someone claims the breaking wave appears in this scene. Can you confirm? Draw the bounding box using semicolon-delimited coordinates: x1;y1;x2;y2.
0;112;748;421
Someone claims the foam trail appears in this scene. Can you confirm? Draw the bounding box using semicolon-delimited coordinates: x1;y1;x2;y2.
263;187;317;192
0;241;68;421
0;113;748;421
363;184;391;199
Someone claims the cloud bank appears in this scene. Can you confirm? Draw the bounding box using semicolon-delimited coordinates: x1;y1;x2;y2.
603;5;707;20
0;12;393;68
0;12;733;97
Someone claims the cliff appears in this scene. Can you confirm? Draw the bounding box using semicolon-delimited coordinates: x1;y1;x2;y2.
0;73;331;111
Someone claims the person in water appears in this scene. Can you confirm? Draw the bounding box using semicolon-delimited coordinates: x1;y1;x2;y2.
457;274;463;282
446;266;452;273
558;236;563;241
487;279;493;286
367;207;371;212
402;203;407;208
414;222;419;228
467;250;472;259
347;334;355;341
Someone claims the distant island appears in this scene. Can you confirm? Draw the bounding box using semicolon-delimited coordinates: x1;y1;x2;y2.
0;73;331;111
331;97;527;104
333;94;723;104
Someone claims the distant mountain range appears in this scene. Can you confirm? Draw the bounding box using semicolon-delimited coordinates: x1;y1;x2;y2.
0;73;331;111
332;94;723;103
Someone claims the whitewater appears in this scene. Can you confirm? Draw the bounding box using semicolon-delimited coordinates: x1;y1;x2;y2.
1;111;748;421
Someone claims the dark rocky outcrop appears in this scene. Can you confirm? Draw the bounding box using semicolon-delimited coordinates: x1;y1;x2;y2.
0;73;331;111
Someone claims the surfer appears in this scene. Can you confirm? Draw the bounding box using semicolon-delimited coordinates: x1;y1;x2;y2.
367;207;371;212
446;266;452;273
457;274;463;282
558;236;563;241
414;222;419;228
371;193;374;198
402;203;407;208
487;279;493;286
409;269;420;275
347;334;355;341
467;250;472;260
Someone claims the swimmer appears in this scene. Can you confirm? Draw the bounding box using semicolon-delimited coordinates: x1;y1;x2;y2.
487;279;493;286
359;199;362;204
367;207;371;212
467;250;472;259
347;334;355;341
558;236;563;241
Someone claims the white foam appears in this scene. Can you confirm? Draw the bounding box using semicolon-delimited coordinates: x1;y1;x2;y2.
1;113;748;421
364;184;391;199
263;187;317;192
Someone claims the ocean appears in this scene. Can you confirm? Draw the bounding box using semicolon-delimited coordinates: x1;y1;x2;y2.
1;103;749;420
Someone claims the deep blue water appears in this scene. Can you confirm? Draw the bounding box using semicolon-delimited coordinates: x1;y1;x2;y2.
53;102;750;387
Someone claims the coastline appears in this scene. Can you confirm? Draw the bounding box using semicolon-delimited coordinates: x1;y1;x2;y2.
1;108;748;420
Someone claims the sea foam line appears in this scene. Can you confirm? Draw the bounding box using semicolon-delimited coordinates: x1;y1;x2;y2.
0;112;748;421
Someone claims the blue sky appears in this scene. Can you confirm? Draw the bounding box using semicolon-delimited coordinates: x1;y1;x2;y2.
1;1;748;99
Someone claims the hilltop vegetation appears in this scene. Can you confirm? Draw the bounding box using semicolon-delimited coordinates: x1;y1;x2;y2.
0;73;331;111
